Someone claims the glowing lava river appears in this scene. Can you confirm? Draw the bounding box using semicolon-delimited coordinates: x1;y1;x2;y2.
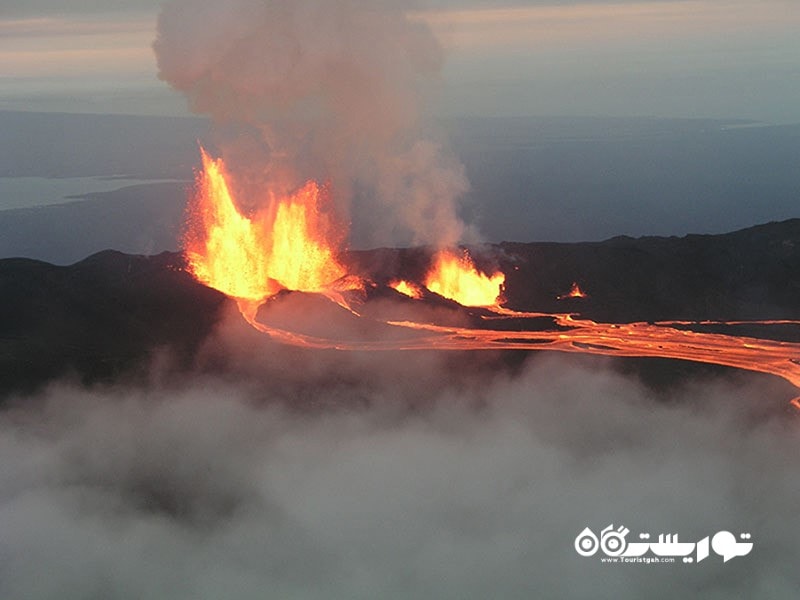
184;149;800;407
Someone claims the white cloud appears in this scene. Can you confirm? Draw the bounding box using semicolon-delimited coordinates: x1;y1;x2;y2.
0;348;797;598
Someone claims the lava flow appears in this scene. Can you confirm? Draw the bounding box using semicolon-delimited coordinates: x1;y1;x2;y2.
182;150;800;407
238;304;800;408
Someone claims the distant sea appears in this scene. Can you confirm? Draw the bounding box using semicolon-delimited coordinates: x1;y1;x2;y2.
0;176;188;211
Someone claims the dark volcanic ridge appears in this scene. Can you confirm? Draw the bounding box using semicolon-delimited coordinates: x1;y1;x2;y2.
350;218;800;323
0;251;227;396
1;218;798;398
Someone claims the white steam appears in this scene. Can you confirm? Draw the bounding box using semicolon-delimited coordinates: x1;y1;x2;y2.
154;0;470;248
1;347;798;599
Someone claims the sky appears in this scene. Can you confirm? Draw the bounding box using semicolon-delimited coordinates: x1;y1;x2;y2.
1;0;799;122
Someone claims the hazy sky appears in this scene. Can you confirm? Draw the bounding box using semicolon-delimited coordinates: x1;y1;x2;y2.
1;0;799;121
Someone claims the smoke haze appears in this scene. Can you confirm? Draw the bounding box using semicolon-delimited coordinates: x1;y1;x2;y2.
154;0;470;248
1;308;798;599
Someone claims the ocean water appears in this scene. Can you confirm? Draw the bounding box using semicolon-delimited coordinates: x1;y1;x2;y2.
0;176;186;211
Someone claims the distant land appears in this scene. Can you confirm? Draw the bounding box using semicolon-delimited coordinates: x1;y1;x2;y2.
1;110;799;263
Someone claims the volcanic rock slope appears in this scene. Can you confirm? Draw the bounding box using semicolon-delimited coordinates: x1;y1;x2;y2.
0;251;227;396
497;218;800;322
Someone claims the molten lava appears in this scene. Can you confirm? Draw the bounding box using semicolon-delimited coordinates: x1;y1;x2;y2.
424;249;505;307
558;282;588;300
184;148;346;301
391;280;423;299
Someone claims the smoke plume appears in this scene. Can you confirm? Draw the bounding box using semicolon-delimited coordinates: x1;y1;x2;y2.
154;0;470;248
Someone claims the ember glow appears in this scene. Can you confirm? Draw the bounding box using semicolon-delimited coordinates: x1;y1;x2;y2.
184;148;346;301
424;249;505;307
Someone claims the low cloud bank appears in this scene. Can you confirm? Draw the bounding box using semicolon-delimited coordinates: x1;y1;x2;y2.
0;344;798;599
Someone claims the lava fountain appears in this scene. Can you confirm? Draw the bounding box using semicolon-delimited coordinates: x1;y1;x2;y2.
184;148;347;302
424;249;505;307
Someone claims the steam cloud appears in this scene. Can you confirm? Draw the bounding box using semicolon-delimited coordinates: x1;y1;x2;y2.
154;0;470;248
1;321;798;598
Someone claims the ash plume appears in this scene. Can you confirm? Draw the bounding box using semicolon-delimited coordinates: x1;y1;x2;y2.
153;0;470;248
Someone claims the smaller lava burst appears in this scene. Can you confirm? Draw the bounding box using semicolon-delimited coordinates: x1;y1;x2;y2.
557;282;588;300
424;249;505;307
390;280;423;299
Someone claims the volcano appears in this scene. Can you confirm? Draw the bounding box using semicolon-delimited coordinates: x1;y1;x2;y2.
1;218;798;402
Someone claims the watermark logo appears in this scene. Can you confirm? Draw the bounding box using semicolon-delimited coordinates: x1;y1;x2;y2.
575;525;753;564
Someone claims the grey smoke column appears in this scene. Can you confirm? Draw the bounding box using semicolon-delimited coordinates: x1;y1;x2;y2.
154;0;469;247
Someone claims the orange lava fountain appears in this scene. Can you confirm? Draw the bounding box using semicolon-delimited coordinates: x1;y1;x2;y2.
424;249;505;307
184;148;346;301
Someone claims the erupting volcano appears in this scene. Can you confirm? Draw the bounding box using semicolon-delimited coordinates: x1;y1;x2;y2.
181;149;800;408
